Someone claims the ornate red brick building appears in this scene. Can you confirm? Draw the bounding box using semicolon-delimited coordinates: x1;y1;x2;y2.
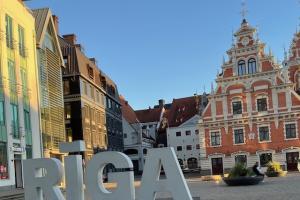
199;18;300;175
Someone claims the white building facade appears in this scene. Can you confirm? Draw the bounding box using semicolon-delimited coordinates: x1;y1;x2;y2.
167;115;203;170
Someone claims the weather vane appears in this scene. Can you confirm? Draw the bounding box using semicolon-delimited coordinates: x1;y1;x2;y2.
240;0;248;19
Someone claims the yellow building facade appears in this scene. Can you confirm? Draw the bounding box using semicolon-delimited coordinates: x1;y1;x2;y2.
0;0;42;187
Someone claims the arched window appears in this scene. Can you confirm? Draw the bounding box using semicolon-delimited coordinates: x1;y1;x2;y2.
248;58;257;74
238;60;246;76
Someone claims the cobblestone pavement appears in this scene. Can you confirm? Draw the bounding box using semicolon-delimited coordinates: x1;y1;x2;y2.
155;173;300;200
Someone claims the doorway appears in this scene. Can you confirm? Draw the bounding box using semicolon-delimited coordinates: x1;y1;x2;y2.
286;152;299;171
211;157;223;175
14;154;23;188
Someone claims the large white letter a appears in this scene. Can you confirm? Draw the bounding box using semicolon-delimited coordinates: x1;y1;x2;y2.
137;147;193;200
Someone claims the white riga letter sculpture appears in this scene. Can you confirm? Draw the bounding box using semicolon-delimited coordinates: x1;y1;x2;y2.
23;141;193;200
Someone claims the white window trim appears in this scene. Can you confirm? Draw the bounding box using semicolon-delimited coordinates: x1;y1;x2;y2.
284;121;298;140
231;97;244;116
233;127;246;145
256;150;274;167
257;124;271;143
209;130;222;147
233;154;248;166
235;56;259;76
255;94;269;113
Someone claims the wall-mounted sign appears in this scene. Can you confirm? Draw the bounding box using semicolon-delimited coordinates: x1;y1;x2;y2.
23;141;193;200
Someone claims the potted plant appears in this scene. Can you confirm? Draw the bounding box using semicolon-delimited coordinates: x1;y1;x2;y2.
223;163;264;186
265;161;286;177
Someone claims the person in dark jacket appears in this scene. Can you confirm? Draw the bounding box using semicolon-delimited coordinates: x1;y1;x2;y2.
252;162;264;176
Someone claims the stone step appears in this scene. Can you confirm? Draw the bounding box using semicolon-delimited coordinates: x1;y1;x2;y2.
0;193;24;200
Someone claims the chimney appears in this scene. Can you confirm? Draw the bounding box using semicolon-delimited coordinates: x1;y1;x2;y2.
63;34;77;45
158;99;165;108
52;15;59;34
89;58;96;64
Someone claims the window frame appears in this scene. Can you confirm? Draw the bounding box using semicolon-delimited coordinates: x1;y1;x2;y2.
177;146;182;151
259;153;273;167
284;122;298;140
248;58;257;74
232;100;242;115
257;97;268;112
185;130;191;136
258;125;271;143
210;131;221;147
237;60;247;76
233;128;245;145
186;145;192;151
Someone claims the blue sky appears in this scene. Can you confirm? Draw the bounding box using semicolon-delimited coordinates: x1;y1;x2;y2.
27;0;300;110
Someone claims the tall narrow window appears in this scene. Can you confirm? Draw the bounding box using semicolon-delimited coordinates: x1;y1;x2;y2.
259;126;270;142
234;129;244;144
0;142;9;179
5;15;13;49
211;131;221;146
18;25;25;57
238;60;246;76
0;101;6;142
248;58;257;74
10;103;19;139
285;123;297;139
257;98;267;112
232;101;242;115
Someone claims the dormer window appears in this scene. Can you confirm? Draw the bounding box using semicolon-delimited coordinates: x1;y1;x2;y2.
87;65;94;79
238;60;246;76
248;58;257;74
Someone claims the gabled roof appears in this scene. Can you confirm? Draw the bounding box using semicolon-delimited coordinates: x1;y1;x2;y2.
167;96;200;127
120;96;139;124
32;8;64;67
135;107;163;123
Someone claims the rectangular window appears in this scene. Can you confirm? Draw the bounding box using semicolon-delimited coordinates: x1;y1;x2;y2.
235;155;247;166
5;15;13;49
10;103;19;139
124;133;127;138
0;142;9;179
87;65;94;79
211;131;221;146
186;130;191;136
65;104;71;119
64;80;70;95
232;101;242;115
0;101;5;127
90;85;94;100
186;145;192;150
260;153;272;167
234;129;244;144
257;98;267;112
196;144;200;149
18;25;25;57
285;123;297;139
177;146;182;151
176;132;181;137
259;126;270;142
195;129;199;135
83;81;87;95
26;145;32;159
24;110;31;133
96;91;100;103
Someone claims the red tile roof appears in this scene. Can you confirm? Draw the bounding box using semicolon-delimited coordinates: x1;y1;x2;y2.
135;107;163;123
167;96;200;127
120;96;139;124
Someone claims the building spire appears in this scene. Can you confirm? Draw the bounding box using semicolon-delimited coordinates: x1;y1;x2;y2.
284;45;287;60
240;0;248;21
